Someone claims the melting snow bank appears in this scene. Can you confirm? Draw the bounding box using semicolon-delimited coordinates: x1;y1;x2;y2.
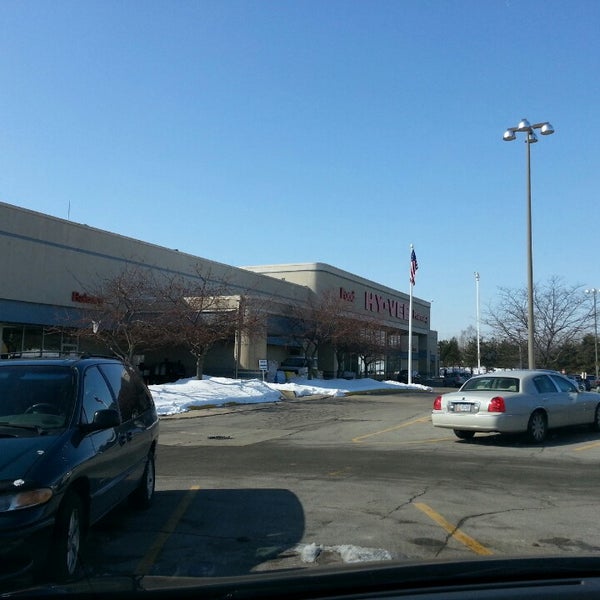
150;375;433;416
297;542;393;564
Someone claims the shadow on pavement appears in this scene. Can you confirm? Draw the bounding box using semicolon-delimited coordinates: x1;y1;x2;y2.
84;487;306;579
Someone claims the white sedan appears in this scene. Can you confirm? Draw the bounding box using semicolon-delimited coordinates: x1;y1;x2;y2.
431;369;600;443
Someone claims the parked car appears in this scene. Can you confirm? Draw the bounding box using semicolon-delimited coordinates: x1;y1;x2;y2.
0;356;159;582
432;369;600;443
397;370;421;383
567;374;587;391
277;356;316;378
442;371;470;387
585;374;598;391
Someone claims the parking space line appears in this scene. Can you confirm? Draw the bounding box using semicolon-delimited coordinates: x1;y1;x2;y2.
574;440;600;452
352;416;430;443
414;502;493;556
135;485;200;576
351;437;455;446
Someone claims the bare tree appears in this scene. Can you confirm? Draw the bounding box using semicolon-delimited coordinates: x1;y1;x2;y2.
76;266;164;364
352;320;388;378
287;290;355;378
484;276;591;369
157;269;264;379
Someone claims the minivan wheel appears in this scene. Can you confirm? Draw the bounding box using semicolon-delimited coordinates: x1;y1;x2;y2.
50;491;84;582
130;452;155;509
526;411;547;443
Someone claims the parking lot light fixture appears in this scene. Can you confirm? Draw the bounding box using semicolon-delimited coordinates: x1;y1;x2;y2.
503;118;555;370
585;288;599;379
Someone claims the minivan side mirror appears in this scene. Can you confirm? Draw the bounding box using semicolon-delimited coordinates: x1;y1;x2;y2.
80;409;121;433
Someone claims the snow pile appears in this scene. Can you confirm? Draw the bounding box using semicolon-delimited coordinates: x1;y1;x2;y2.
149;375;432;416
296;542;393;564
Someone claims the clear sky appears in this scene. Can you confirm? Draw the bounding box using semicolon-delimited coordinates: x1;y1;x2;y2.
1;0;598;340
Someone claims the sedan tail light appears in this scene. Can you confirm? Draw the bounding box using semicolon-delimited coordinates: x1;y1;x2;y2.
433;396;442;410
488;396;506;413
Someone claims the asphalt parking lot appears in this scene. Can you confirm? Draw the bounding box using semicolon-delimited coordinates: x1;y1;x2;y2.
11;388;600;591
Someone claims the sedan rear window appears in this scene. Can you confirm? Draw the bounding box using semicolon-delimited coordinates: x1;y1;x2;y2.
462;377;519;392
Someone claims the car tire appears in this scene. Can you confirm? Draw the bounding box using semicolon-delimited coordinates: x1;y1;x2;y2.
591;404;600;432
129;452;156;510
526;410;547;443
49;491;85;582
453;429;475;440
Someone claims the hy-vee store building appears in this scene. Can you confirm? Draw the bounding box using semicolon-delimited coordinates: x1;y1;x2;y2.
0;201;438;380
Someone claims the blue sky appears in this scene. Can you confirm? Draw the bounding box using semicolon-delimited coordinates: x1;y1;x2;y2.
1;0;598;340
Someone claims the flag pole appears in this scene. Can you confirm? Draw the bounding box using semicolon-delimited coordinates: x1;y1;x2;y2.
408;244;414;385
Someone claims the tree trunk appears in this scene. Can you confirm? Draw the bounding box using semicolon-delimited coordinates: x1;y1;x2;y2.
195;355;205;380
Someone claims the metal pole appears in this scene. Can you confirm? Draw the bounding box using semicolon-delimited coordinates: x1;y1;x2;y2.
407;245;414;385
505;119;554;369
526;136;535;369
475;272;481;372
594;291;598;379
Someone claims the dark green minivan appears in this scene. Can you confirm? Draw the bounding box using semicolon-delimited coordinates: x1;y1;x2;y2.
0;356;159;582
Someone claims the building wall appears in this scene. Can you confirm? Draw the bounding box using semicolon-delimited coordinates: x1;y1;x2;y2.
0;202;438;378
242;262;431;335
0;202;310;323
243;263;434;377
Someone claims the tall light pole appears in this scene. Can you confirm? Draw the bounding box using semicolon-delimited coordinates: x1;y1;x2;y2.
475;272;481;373
585;288;599;379
503;118;555;369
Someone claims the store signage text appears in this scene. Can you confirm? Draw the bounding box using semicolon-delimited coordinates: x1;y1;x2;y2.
364;291;428;324
339;287;355;302
71;291;102;305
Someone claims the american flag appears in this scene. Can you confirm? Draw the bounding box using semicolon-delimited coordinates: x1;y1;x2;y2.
410;248;418;285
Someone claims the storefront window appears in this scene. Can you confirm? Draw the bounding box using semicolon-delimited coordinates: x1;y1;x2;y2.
2;326;24;357
0;325;80;358
42;329;62;356
22;326;44;357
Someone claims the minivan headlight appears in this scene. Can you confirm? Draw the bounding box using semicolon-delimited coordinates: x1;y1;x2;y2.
0;488;53;512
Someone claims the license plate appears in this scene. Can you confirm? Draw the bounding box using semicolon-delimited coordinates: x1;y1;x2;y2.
453;403;473;413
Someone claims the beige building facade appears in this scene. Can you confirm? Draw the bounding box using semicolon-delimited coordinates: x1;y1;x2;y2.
0;201;438;380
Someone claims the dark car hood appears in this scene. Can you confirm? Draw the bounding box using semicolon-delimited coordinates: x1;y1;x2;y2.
6;555;600;598
0;436;61;481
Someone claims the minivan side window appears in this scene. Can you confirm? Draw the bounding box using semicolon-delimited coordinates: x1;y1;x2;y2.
99;363;152;422
81;366;118;425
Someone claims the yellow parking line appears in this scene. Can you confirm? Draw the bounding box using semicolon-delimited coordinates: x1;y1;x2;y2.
574;440;600;452
135;485;200;576
352;416;430;443
351;437;455;446
414;502;493;556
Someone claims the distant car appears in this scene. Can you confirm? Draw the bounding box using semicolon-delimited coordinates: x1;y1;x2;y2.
432;369;600;443
567;374;587;391
442;372;470;387
277;356;316;378
584;374;597;391
0;357;159;582
397;370;421;384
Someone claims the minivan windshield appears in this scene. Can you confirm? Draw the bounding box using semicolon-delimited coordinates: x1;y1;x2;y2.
0;365;76;432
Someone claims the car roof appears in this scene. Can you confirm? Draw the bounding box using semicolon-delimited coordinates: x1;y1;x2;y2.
0;356;123;369
471;369;563;379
